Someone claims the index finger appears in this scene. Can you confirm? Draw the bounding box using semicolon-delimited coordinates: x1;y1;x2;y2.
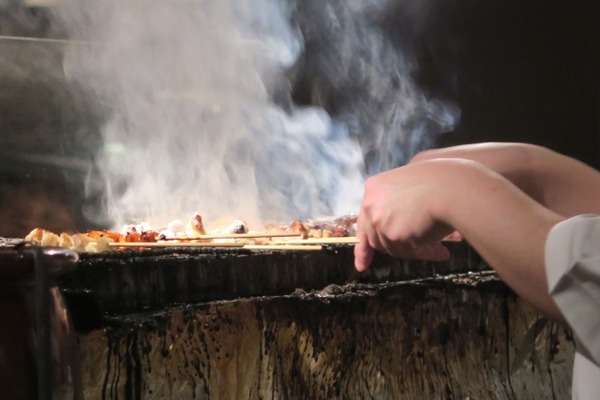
354;225;374;272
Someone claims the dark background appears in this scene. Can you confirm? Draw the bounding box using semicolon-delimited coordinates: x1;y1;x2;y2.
424;0;600;166
1;0;599;237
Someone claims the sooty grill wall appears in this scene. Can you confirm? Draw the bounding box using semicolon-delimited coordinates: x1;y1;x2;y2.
58;242;575;399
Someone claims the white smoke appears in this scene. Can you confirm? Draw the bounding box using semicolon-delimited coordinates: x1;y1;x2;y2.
54;0;458;228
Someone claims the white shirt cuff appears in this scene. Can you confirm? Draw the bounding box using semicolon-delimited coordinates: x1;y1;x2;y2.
545;214;600;366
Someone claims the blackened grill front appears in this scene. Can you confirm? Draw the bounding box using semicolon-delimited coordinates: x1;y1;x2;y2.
41;242;576;399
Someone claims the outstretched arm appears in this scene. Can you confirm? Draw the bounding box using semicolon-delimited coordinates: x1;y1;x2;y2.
354;158;565;321
410;142;600;217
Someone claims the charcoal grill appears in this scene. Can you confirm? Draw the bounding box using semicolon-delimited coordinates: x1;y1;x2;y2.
29;242;575;399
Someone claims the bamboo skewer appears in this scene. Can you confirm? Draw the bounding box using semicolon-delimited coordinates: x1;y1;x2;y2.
107;242;323;251
243;244;323;251
162;232;303;240
279;236;460;245
109;235;359;249
282;237;360;245
100;235;460;250
108;242;245;248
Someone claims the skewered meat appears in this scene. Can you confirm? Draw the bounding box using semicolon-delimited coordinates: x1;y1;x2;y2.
229;220;248;234
188;212;206;236
24;212;357;252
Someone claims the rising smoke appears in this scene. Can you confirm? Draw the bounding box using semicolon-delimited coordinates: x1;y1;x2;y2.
54;0;459;228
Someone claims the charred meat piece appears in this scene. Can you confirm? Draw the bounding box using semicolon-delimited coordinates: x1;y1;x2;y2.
288;219;308;239
140;230;160;242
87;230;122;242
333;214;357;236
124;229;141;242
229;220;248;234
187;212;207;236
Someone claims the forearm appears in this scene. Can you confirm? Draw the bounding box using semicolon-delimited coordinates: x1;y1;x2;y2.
433;160;565;320
526;147;600;216
413;142;600;217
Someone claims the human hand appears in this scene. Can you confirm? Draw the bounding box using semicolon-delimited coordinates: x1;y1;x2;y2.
354;160;457;271
354;156;567;322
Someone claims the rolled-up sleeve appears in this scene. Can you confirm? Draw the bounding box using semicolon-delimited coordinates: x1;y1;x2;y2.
545;214;600;366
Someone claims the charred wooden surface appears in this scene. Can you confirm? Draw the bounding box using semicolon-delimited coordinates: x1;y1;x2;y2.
59;242;486;318
77;272;574;400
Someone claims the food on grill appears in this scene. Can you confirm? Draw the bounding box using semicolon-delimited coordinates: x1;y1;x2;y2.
24;212;358;252
288;220;309;239
188;212;207;236
157;212;206;239
26;228;111;252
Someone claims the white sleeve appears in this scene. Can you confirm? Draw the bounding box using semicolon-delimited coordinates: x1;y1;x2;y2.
545;214;600;366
